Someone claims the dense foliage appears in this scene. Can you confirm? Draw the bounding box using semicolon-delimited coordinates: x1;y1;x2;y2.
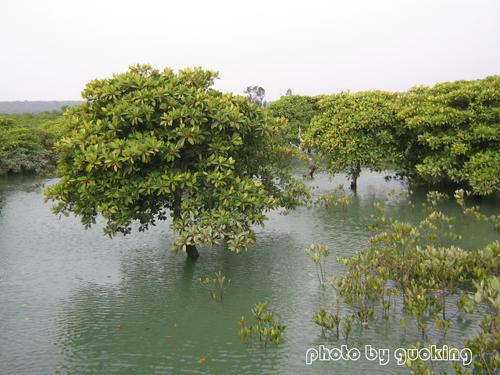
395;76;500;195
268;95;323;178
5;76;498;196
304;91;399;190
0;112;64;175
44;65;308;258
296;76;499;195
268;95;322;146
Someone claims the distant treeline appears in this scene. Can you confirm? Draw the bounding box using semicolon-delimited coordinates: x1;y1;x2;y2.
0;112;65;175
1;76;499;196
0;101;81;114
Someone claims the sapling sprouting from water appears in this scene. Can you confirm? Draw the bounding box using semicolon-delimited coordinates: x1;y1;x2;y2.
239;301;286;347
342;315;354;343
305;243;331;289
404;282;437;340
313;308;334;335
336;247;391;328
307;188;499;370
313;308;342;339
455;276;499;374
419;245;466;321
199;271;230;303
313;276;343;339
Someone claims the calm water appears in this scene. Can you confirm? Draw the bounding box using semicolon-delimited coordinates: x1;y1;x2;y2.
0;171;498;375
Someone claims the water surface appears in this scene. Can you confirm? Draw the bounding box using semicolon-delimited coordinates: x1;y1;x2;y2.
0;171;498;374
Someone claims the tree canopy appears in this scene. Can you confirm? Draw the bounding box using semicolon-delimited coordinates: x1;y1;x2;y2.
395;75;500;195
0;113;64;175
268;95;322;146
44;65;308;258
304;91;399;190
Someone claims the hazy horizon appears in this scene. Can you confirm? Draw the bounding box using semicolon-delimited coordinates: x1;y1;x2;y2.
1;0;499;101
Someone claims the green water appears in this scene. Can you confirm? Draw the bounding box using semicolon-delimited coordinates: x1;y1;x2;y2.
0;171;498;374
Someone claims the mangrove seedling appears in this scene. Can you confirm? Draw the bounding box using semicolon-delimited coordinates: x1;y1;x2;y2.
239;301;286;347
313;308;341;339
342;315;354;343
305;243;331;289
199;271;230;303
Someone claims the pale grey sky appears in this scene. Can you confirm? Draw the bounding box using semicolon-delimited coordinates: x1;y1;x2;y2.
1;0;499;101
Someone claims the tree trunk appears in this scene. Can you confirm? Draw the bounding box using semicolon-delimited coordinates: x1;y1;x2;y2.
350;162;361;191
173;189;200;260
350;177;357;191
308;162;317;179
173;189;182;219
186;244;200;259
442;293;446;320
